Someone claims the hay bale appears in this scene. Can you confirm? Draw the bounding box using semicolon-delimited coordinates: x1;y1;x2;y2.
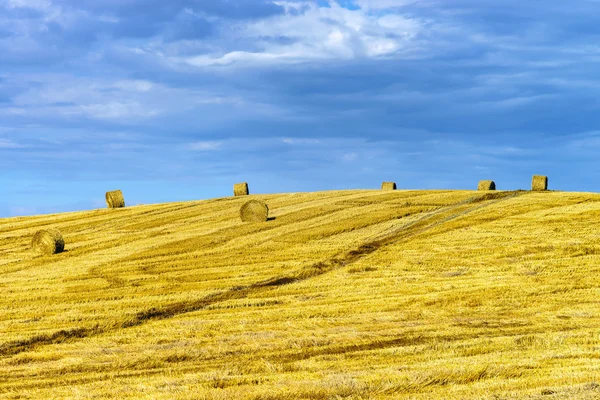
31;228;64;255
478;180;496;191
234;182;249;196
106;190;125;208
381;182;397;191
240;200;269;222
531;175;548;191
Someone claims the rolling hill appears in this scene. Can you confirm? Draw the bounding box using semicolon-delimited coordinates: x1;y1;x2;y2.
1;189;599;399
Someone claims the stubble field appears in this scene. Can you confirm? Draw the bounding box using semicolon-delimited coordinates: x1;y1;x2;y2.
1;189;599;399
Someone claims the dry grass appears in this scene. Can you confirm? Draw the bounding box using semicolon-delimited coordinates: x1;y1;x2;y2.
234;182;249;196
1;189;600;399
478;180;496;190
532;175;548;191
240;200;269;222
105;190;125;208
30;228;64;255
381;182;397;191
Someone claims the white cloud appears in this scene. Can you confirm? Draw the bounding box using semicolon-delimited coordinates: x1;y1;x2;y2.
342;152;358;161
282;137;322;145
6;0;52;11
353;0;422;9
78;101;159;120
188;141;223;151
0;107;26;116
114;80;154;92
185;51;288;67
181;1;422;67
0;138;26;148
5;74;270;122
494;94;557;108
480;146;530;157
567;131;600;149
476;94;558;110
3;0;90;39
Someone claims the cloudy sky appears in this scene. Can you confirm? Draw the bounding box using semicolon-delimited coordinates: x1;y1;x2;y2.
2;0;600;217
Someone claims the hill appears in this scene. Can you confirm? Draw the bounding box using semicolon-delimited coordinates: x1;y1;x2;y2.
1;189;599;399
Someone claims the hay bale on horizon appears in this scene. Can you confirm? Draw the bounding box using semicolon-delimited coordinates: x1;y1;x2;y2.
240;200;269;222
478;180;496;191
234;182;249;196
31;228;64;255
105;190;125;209
381;182;397;191
531;175;548;191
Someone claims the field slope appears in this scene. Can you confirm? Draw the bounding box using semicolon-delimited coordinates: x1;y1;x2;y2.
1;189;599;399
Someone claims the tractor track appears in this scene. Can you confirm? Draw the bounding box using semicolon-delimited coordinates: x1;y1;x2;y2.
0;191;525;358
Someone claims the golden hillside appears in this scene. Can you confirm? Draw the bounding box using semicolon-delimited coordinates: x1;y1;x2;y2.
1;189;600;399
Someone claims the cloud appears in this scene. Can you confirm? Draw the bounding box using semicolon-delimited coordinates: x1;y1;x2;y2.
180;1;422;67
3;0;600;216
352;0;419;10
1;74;277;126
342;152;358;161
113;80;154;92
0;138;26;148
566;131;600;149
188;141;223;151
282;137;322;145
78;101;160;120
52;0;285;20
197;0;285;19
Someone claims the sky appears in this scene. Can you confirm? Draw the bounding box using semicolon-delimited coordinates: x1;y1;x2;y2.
2;0;600;217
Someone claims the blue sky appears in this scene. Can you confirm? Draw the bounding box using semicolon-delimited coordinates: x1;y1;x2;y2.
2;0;600;217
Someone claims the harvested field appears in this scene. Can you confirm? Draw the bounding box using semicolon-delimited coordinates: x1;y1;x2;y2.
1;189;600;399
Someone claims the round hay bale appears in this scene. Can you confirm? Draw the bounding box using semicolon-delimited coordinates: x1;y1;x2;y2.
106;190;125;208
234;182;249;196
381;182;397;191
531;175;548;191
240;200;269;222
31;228;64;255
478;180;496;190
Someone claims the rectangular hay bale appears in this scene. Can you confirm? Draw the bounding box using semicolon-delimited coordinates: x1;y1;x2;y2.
105;190;125;208
531;175;548;191
234;182;249;196
381;182;397;191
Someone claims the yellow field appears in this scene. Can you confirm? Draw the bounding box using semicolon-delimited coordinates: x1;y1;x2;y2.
1;189;599;399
